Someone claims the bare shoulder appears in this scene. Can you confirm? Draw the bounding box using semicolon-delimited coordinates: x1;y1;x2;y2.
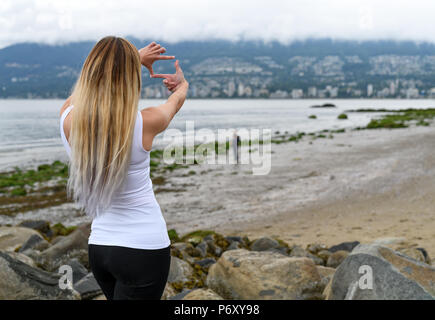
59;96;73;117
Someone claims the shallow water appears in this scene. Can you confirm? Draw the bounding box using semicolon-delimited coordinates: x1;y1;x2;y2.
1;98;434;171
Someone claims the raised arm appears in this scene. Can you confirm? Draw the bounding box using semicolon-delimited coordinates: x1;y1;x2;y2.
140;60;189;150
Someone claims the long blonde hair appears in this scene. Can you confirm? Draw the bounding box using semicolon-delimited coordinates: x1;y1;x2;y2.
67;36;142;218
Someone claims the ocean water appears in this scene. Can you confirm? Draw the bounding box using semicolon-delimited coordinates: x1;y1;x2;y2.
1;98;434;172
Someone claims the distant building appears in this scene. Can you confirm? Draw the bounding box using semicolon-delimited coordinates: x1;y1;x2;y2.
291;89;304;99
367;84;374;97
307;86;317;97
270;90;289;99
406;88;419;99
237;83;245;97
429;88;435;99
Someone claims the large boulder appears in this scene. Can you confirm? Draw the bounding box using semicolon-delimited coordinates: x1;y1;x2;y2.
167;256;194;283
0;227;41;252
38;223;91;271
326;244;435;300
250;237;280;252
206;249;324;300
74;273;102;300
328;241;360;253
0;251;80;300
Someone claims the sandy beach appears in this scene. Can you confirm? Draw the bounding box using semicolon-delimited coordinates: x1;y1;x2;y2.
155;125;435;262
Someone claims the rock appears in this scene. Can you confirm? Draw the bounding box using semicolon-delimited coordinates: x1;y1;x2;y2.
214;246;222;257
290;245;309;257
66;258;89;284
328;241;360;253
327;250;349;268
416;248;432;265
227;241;242;251
307;243;327;254
18;234;50;253
171;242;189;252
0;227;41;252
0;251;80;299
18;220;50;235
326;243;435;300
161;283;177;300
195;258;216;269
317;250;332;263
307;253;325;266
316;266;335;295
203;235;214;242
38;223;91;271
168;289;193;300
398;248;427;264
225;236;244;243
93;294;107;300
250;237;280;252
74;273;102;300
206;249;324;300
184;245;202;258
182;288;224;300
196;241;207;258
167;256;194;283
4;251;37;268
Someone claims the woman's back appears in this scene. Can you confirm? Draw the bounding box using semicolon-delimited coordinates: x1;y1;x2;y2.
60;105;170;249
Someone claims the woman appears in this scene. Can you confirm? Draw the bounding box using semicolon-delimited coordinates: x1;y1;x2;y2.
59;36;188;300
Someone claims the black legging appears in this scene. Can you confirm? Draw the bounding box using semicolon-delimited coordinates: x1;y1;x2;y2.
88;244;171;300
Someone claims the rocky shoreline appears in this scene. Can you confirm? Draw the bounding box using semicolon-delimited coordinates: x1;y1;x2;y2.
0;220;433;300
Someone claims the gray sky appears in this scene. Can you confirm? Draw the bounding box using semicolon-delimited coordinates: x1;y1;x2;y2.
1;0;435;48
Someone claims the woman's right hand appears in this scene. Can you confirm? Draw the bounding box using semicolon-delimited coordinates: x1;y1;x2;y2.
151;60;187;93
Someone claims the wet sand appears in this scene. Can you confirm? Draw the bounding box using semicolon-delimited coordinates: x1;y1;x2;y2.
156;126;435;261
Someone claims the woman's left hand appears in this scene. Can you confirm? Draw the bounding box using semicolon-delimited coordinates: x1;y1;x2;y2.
138;42;175;76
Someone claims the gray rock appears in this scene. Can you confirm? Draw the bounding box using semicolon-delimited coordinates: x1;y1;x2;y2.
328;241;360;253
19;234;50;253
66;258;89;284
18;220;50;235
0;251;80;299
226;241;242;251
290;245;309;257
225;236;243;243
307;253;325;265
168;289;193;300
167;256;194;283
250;237;280;252
74;273;102;300
196;241;207;258
195;258;216;268
38;223;91;271
326;244;435;300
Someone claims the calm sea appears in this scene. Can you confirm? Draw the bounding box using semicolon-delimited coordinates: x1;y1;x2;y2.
1;98;434;172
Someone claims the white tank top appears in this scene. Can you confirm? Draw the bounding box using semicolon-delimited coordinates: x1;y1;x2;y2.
60;105;171;249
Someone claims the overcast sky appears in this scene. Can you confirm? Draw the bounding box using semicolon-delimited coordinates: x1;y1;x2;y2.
1;0;435;48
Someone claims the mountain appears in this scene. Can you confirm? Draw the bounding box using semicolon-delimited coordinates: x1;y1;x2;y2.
1;38;435;99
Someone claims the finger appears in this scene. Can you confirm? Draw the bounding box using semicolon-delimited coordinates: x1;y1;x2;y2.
149;66;154;76
175;60;181;72
149;41;157;47
156;55;175;60
153;47;166;54
151;74;172;79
